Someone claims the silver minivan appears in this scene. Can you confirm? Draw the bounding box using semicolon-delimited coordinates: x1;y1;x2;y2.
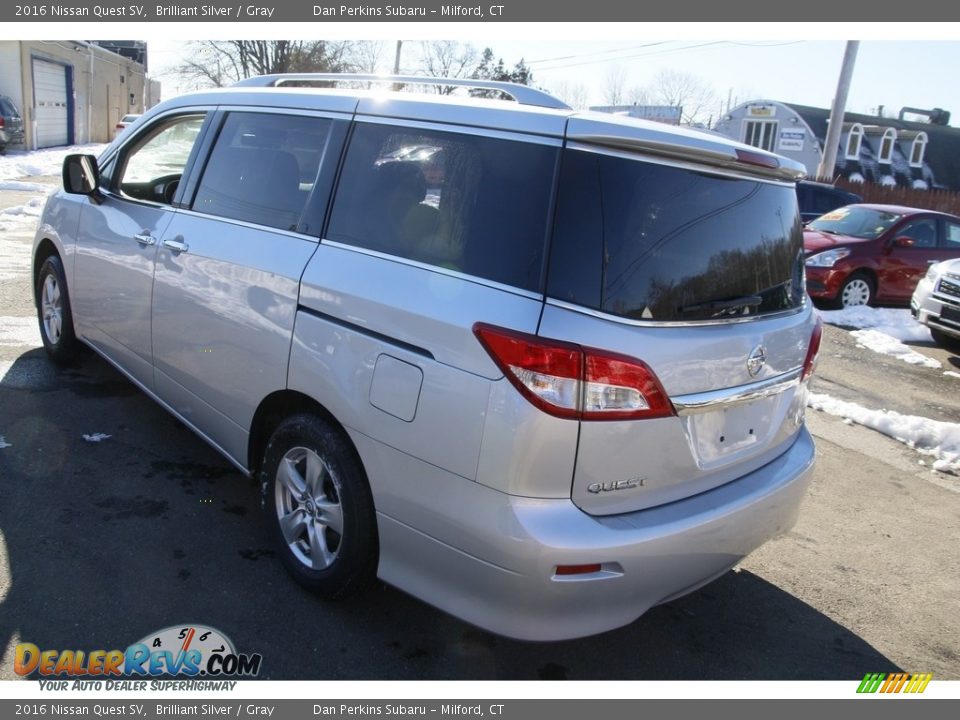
34;74;819;641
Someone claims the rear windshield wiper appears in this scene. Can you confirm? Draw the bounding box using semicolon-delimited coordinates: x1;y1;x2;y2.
679;295;763;316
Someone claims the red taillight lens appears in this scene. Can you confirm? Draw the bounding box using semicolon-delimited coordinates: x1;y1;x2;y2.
115;123;124;129
473;323;675;421
0;117;5;129
735;148;780;169
801;316;823;381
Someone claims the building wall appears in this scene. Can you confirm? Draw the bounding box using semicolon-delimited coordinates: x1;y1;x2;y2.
4;41;147;149
713;100;823;176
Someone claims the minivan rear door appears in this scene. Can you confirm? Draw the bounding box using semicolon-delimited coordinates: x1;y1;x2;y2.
542;129;815;515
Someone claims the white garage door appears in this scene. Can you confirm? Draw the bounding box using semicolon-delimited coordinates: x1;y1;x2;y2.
33;59;69;148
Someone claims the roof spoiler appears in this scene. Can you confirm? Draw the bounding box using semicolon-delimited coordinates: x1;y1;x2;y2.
232;73;571;111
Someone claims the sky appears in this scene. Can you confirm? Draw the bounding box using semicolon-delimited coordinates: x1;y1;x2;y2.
141;27;960;127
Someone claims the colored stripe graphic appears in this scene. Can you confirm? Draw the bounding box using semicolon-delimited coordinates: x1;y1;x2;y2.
857;672;932;694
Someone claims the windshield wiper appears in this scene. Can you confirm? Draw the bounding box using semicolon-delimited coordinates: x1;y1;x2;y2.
679;295;763;316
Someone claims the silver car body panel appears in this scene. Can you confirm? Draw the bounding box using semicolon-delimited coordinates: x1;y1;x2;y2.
33;79;818;640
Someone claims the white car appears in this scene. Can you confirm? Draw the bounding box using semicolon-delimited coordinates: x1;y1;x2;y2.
113;113;141;139
912;258;960;350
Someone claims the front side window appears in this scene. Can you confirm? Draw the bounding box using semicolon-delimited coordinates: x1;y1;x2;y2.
327;123;557;291
895;219;937;249
549;149;804;322
192;112;332;232
117;114;205;204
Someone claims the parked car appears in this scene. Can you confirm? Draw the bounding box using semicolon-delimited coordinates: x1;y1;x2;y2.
912;258;960;350
34;74;820;641
0;94;25;153
804;204;960;308
796;180;862;223
114;113;142;139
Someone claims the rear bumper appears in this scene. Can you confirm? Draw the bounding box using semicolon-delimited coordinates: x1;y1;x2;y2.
373;427;816;641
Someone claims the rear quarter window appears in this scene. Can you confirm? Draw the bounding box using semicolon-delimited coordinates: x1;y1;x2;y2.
548;148;805;321
327;122;558;292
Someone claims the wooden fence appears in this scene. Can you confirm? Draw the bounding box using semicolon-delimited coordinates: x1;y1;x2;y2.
810;176;960;215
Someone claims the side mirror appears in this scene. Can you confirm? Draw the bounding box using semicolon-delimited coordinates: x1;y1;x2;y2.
62;154;103;203
893;236;916;248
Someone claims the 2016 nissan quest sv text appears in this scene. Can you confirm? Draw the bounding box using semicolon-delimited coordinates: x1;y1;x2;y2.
34;74;820;641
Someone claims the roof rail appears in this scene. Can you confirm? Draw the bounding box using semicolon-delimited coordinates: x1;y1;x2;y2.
231;73;571;111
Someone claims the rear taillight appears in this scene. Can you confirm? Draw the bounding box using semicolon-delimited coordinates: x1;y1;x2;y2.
801;316;823;381
115;123;124;130
473;323;674;421
0;117;5;129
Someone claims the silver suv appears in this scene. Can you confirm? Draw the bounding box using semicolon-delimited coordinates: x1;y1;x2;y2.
34;74;820;641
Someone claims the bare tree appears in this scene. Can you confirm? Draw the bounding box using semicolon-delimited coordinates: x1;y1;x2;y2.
627;85;653;107
602;65;628;106
348;41;386;75
172;40;356;88
649;69;718;125
552;81;590;110
417;41;479;94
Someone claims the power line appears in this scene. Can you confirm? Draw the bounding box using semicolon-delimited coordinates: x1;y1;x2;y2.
526;42;670;65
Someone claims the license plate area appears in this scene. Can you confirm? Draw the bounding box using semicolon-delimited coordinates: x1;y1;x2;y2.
687;397;776;466
940;303;960;326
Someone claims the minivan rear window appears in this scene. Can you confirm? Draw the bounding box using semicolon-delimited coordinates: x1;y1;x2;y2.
548;148;805;322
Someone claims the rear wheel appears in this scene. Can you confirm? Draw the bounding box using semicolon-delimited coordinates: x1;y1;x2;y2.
837;272;875;308
36;255;80;363
262;413;378;598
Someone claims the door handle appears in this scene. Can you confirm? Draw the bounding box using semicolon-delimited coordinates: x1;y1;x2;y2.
134;233;155;246
162;238;189;254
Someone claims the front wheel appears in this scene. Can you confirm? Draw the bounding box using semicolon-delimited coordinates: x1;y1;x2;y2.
261;414;378;599
36;255;80;363
836;272;875;308
930;328;960;352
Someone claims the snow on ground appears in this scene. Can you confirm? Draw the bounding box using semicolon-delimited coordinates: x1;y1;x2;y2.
849;329;941;369
946;371;960;379
0;317;41;348
0;436;11;449
0;180;50;192
808;392;960;473
818;306;932;342
0;144;107;182
82;433;111;443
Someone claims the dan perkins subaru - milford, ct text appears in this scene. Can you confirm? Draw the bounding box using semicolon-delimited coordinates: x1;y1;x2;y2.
313;5;504;16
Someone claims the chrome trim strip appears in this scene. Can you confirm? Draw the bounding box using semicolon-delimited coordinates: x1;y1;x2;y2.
321;239;545;301
545;297;806;327
672;369;803;417
352;115;564;146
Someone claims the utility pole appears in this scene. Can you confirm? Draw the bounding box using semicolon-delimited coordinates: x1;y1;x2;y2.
816;40;859;180
392;41;404;91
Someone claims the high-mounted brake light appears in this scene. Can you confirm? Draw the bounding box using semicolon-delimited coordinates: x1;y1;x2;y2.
801;316;823;381
473;323;675;421
735;148;780;169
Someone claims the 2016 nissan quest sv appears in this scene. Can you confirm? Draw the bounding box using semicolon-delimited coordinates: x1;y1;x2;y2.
34;74;820;641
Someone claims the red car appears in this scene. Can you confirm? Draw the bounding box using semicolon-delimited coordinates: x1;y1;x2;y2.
804;204;960;308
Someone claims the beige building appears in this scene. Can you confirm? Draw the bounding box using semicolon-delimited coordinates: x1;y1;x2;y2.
0;40;147;149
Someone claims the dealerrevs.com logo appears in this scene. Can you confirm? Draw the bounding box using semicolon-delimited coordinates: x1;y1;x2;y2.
15;624;262;685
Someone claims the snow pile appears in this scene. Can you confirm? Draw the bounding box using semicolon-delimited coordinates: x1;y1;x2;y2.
0;180;50;192
946;371;960;380
82;433;112;443
0;317;41;347
808;392;960;473
849;329;941;368
0;144;106;181
819;306;931;342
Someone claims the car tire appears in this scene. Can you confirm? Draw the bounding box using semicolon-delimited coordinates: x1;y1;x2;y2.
930;328;960;352
262;413;378;599
836;272;875;309
36;254;80;364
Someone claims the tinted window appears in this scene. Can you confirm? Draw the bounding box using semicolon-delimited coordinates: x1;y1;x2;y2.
549;149;804;322
327;123;557;291
193;113;332;232
896;219;937;248
117;114;205;204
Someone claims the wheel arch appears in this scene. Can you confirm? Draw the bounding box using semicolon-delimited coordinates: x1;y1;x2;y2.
247;389;367;487
33;238;61;293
